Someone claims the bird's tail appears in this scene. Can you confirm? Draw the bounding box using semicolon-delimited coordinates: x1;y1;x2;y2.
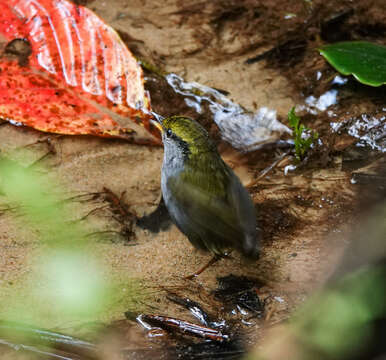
242;228;261;260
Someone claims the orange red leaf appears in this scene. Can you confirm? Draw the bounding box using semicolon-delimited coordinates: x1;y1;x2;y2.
0;0;161;144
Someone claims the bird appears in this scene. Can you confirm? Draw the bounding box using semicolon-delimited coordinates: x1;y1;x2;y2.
151;116;260;277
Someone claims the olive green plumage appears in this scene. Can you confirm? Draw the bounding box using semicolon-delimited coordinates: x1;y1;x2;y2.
158;116;260;259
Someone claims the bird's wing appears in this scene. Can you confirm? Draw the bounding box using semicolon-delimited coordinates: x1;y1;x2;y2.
166;166;247;249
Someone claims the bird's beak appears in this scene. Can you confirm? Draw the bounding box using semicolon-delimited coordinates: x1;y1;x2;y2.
150;119;164;134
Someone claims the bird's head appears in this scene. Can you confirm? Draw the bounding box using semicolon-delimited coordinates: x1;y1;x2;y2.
151;116;216;157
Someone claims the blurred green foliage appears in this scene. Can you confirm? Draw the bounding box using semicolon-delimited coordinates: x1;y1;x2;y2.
0;155;142;330
295;265;385;359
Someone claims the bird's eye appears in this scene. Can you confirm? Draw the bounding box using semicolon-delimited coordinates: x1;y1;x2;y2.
166;129;172;137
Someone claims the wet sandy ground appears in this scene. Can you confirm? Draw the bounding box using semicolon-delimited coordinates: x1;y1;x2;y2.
0;0;385;355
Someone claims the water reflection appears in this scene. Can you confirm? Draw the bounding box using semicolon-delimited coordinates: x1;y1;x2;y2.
331;113;386;153
305;89;338;113
166;73;291;151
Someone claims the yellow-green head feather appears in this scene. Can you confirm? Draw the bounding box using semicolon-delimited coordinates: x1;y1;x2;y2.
160;116;216;156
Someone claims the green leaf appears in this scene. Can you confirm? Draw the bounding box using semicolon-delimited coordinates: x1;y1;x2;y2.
288;107;299;128
287;107;319;162
319;41;386;87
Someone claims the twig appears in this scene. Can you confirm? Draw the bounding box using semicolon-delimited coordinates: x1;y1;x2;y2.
0;321;97;359
59;192;102;204
137;314;229;342
0;339;81;360
247;150;291;187
77;205;109;222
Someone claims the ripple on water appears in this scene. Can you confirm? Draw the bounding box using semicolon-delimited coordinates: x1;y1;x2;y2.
331;113;386;153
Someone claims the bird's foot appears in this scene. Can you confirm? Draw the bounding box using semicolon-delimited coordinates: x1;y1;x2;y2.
184;256;220;280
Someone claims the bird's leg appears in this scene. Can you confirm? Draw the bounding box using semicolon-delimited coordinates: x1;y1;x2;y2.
184;251;233;280
184;256;220;280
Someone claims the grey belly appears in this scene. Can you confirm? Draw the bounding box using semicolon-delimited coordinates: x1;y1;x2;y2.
161;171;212;251
161;174;192;235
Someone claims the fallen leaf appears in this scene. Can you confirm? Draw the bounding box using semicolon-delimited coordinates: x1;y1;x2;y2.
0;0;161;144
